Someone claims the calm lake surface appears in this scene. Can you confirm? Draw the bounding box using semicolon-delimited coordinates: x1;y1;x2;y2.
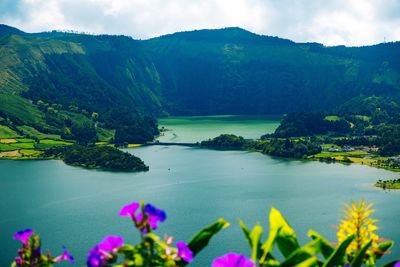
1;117;400;266
157;115;280;142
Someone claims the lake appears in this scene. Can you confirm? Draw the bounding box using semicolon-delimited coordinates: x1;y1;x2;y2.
157;115;281;142
0;117;399;266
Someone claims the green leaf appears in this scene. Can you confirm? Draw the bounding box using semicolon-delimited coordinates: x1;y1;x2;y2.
351;240;372;267
239;219;273;262
260;208;300;264
239;219;253;249
271;207;300;257
260;223;278;262
250;223;263;261
366;250;376;267
375;241;394;260
322;235;355;267
188;218;229;255
280;238;322;267
176;219;229;267
308;230;335;259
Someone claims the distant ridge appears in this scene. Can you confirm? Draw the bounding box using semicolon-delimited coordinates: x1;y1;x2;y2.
150;27;295;46
0;23;399;119
0;24;26;36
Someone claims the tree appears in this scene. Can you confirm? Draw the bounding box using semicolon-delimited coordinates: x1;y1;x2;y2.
70;122;97;144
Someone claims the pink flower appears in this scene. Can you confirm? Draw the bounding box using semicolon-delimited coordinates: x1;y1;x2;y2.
119;202;140;218
13;229;33;246
176;241;193;263
87;236;124;267
98;236;124;252
54;246;74;264
212;253;255;267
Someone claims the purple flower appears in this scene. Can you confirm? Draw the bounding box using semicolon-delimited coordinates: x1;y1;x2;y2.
119;202;167;231
394;262;400;267
176;241;193;263
212;253;255;267
54;246;74;264
13;229;33;246
98;235;124;252
14;256;23;266
144;203;167;230
87;246;103;267
87;236;123;267
119;202;140;218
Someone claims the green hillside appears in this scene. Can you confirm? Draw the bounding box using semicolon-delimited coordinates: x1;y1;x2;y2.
145;27;400;115
0;24;400;148
0;25;161;146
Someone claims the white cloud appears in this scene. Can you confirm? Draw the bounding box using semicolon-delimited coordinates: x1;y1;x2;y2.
0;0;399;46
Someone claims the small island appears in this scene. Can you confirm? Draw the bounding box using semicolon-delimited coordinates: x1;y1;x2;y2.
375;179;400;190
200;134;246;149
46;145;149;172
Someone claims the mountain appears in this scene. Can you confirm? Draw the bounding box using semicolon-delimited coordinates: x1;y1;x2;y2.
0;25;161;143
0;24;400;142
0;27;163;115
145;27;400;115
0;24;25;36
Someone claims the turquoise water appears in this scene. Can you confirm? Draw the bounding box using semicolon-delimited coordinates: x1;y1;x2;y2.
1;146;399;266
157;115;281;142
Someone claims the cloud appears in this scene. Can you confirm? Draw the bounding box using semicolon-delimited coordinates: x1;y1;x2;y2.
0;0;399;46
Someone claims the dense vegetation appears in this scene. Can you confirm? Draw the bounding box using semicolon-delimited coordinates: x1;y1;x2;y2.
200;134;246;149
270;112;351;138
145;28;400;115
46;145;149;171
201;134;322;159
259;94;400;159
258;138;322;158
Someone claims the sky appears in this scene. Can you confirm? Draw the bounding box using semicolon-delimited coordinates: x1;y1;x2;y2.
0;0;399;46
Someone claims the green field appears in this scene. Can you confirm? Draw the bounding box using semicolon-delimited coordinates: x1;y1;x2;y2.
324;115;340;121
0;143;16;151
0;94;46;127
34;139;74;150
15;138;35;143
17;125;61;140
19;149;43;158
0;125;20;138
39;139;73;145
9;142;35;149
315;150;370;158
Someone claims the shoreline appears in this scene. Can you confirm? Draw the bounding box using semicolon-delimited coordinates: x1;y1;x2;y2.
3;142;400;176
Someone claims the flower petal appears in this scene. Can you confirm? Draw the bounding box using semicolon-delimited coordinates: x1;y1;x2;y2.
119;202;140;217
98;235;124;252
13;229;33;246
55;246;74;264
176;241;193;263
212;253;254;267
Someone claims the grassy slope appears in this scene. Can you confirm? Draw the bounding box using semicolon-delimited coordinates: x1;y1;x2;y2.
0;125;19;138
0;94;46;127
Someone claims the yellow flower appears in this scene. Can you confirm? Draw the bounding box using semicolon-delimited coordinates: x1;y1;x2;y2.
337;199;379;254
